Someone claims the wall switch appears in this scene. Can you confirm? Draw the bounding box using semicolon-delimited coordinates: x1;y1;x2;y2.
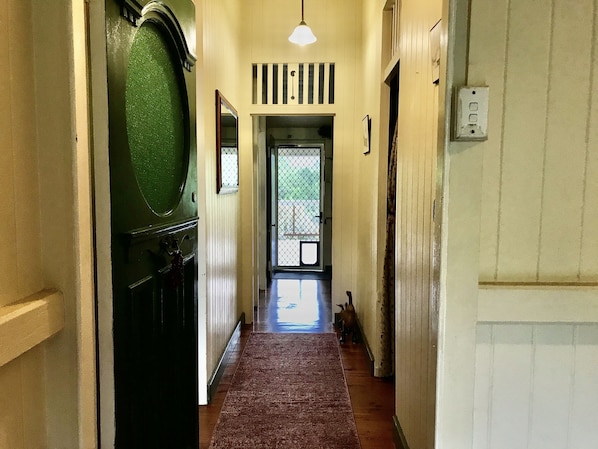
453;86;489;141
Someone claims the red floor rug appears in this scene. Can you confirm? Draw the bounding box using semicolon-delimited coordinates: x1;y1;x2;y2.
208;333;362;449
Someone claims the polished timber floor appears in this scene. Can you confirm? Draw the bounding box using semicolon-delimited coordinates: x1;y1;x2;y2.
254;276;333;333
199;276;396;449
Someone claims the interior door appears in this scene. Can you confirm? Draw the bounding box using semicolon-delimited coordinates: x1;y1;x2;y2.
271;145;324;271
105;1;198;448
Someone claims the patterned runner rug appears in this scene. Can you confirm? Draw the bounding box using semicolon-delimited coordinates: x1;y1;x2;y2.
208;332;362;449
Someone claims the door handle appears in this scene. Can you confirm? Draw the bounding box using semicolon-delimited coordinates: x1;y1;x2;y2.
160;235;188;290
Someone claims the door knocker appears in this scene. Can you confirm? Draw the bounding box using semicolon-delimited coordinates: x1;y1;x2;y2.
160;235;187;290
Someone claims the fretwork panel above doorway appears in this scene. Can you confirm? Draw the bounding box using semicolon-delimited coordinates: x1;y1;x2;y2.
252;63;335;105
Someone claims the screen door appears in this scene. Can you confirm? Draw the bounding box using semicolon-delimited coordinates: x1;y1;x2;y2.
271;145;324;270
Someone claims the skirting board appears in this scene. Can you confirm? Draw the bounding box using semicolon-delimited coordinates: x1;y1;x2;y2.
393;415;410;449
355;316;375;377
207;312;245;403
335;313;374;376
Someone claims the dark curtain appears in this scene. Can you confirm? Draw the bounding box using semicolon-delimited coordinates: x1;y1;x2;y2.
377;120;398;378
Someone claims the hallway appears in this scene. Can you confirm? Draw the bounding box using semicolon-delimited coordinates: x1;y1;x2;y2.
199;277;396;449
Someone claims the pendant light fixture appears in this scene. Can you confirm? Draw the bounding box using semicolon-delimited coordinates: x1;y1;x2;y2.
288;0;317;45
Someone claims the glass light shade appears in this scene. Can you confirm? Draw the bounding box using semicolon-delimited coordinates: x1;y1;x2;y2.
288;21;317;45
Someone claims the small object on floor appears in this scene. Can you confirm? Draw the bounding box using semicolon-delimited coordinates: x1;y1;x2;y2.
337;290;357;343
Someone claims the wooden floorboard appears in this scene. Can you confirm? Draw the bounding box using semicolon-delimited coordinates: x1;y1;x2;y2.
199;278;395;449
341;338;396;449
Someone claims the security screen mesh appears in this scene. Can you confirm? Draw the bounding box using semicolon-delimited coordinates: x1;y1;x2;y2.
276;147;321;267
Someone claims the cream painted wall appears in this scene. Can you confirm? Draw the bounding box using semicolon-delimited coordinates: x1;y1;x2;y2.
0;3;46;446
468;0;598;447
364;0;443;447
358;0;389;372
34;0;96;447
0;0;96;448
197;0;243;383
437;0;598;447
474;0;598;283
0;0;43;310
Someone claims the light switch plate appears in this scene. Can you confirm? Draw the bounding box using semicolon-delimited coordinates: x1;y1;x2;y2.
453;86;489;141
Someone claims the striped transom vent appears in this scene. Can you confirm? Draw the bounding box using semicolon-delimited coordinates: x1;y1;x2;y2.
252;62;335;105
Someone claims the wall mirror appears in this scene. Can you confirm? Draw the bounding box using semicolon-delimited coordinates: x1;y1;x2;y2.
216;90;239;193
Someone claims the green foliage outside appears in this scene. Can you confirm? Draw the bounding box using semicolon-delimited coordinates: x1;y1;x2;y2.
277;157;320;201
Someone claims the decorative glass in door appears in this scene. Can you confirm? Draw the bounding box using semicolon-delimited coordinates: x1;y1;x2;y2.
105;1;199;448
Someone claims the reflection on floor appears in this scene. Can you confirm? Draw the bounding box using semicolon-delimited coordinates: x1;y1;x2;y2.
254;277;333;333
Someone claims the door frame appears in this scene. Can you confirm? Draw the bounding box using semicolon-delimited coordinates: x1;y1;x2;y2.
88;0;116;444
254;115;334;291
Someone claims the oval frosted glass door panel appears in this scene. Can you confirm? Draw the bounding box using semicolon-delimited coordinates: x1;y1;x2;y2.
126;21;189;215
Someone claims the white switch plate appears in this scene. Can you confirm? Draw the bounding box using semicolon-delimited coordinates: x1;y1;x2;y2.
454;86;489;141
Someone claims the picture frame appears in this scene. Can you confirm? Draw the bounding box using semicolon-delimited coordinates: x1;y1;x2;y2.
215;90;239;194
362;114;371;154
430;19;441;85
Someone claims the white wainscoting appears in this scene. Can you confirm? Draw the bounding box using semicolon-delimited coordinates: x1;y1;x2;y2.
473;323;598;449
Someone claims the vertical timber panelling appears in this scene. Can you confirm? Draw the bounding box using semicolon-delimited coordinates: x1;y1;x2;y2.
474;324;598;449
9;0;43;300
466;0;598;447
393;0;441;448
0;0;42;308
0;0;46;447
580;2;598;281
359;0;385;363
473;0;598;282
471;0;507;279
570;325;598;448
0;0;90;446
496;0;551;281
337;0;361;317
0;0;17;309
200;0;241;378
34;1;81;446
538;0;593;280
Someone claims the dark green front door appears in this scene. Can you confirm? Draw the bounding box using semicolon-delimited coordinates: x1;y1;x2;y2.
106;1;198;447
